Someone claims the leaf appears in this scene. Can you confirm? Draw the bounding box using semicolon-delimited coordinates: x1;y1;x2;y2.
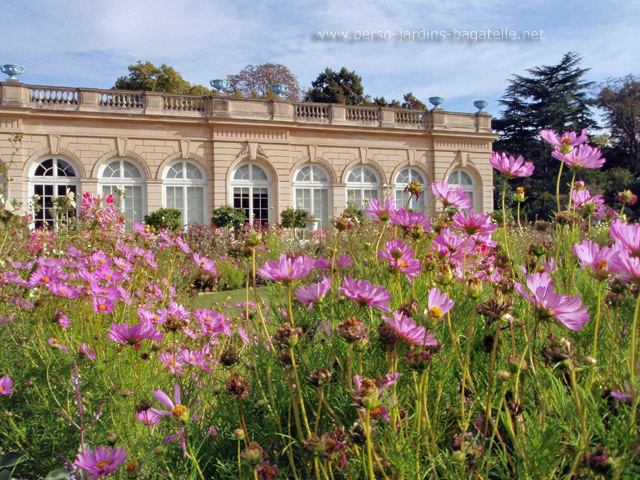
44;467;72;480
0;469;11;480
0;452;27;468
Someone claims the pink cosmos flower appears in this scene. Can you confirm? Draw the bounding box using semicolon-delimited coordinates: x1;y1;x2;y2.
108;322;163;347
432;228;473;256
295;276;332;311
377;239;422;284
451;211;497;241
136;409;161;426
431;181;472;210
571;189;605;217
340;276;392;313
382;311;437;346
611;249;640;283
158;352;185;375
74;445;128;479
134;222;151;238
314;255;354;269
48;337;68;353
0;376;14;395
540;129;588;148
552;144;605;170
176;236;191;254
258;254;315;283
181;349;205;366
514;271;590;330
572;240;620;281
151;384;189;421
364;197;396;221
389;208;431;233
490;152;535;178
29;266;64;286
58;314;71;327
80;343;96;360
90;251;112;267
193;253;217;274
92;296;116;314
11;261;33;270
194;309;231;337
425;288;455;320
48;282;82;299
610;220;640;257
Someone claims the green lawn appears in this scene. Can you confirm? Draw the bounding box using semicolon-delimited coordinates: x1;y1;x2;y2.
190;286;270;309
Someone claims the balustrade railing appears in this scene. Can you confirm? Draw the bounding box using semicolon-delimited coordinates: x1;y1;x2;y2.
346;106;380;123
98;92;144;109
163;95;204;112
30;87;78;106
395;110;425;125
294;104;330;121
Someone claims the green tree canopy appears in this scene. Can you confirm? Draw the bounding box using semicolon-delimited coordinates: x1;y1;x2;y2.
228;63;301;101
114;61;212;95
492;52;599;219
304;67;366;105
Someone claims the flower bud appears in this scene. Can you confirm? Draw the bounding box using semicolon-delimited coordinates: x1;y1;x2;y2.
574;180;586;190
243;442;264;466
244;231;262;247
583;356;597;366
452;450;466;463
153;446;166;456
125;462;138;479
234;428;246;440
496;370;511;381
514;187;525;203
106;433;117;445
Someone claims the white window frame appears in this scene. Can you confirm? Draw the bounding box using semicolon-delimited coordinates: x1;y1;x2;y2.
293;164;331;228
230;162;272;226
162;160;208;227
394;167;427;211
98;158;146;225
447;169;477;211
346;165;381;209
29;157;80;228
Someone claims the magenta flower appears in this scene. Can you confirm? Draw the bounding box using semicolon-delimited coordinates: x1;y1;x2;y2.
425;288;455;320
158;352;185;375
431;181;472;210
389;208;431;233
572;240;620;281
90;251;112;267
108;322;163;347
382;311;437;346
193;253;217;274
258;254;315;283
571;189;605;217
432;228;474;256
314;255;354;269
611;219;640;257
295;276;332;311
176;236;191;254
451;211;497;241
74;445;128;479
48;337;68;353
540;129;588;149
377;239;422;284
80;342;96;360
364;197;396;221
490;152;534;178
340;276;392;313
0;376;14;395
552;144;605;170
515;272;590;330
151;384;189;422
194;309;231;337
136;409;161;426
48;282;82;299
92;296;116;314
611;249;640;283
181;349;205;366
29;266;64;286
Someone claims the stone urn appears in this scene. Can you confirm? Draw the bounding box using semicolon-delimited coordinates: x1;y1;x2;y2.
1;64;25;81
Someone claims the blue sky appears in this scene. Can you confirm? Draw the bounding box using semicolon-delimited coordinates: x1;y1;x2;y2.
2;0;639;117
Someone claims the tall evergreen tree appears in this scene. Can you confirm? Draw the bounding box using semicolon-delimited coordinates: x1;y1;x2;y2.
492;52;598;218
304;68;366;105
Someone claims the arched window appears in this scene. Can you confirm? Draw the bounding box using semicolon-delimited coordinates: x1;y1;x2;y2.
447;169;477;211
98;158;145;224
346;165;380;209
30;157;80;227
293;165;331;228
163;160;207;227
394;167;426;211
231;163;271;226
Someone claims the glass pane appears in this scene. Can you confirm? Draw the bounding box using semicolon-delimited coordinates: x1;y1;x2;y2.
296;166;310;182
396;169;410;184
35;159;54;177
347;169;361;183
57;159;76;177
460;171;473;186
122;160;142;179
103;162;120;178
186;163;203;180
363;167;377;183
252;165;268;181
312;166;328;182
234;165;249;180
166;164;183;179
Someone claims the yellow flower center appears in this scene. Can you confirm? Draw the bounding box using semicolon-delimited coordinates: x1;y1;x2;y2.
429;306;443;319
201;261;206;267
172;404;187;418
42;276;50;283
595;259;608;270
99;260;105;265
96;460;113;470
561;137;572;145
61;290;67;296
52;338;59;345
169;360;175;366
397;259;407;268
99;304;106;311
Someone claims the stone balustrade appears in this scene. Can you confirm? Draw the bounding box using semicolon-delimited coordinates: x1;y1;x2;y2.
0;81;493;133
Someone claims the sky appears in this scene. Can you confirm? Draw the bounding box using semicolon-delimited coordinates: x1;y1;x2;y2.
1;0;639;117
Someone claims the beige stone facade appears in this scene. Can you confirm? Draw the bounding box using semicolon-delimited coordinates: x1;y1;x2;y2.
0;81;496;227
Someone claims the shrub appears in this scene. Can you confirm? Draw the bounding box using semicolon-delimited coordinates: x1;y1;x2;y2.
211;205;246;229
144;208;182;231
280;207;307;228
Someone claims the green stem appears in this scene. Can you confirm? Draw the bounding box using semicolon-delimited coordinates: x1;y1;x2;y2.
556;153;567;213
517;201;523;235
567;170;577;211
290;348;312;437
501;179;510;259
364;412;376;480
185;435;206;480
629;293;640;429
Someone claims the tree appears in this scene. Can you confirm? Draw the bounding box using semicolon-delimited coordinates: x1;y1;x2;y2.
305;68;366;105
597;75;640;173
492;52;598;219
401;93;426;110
114;61;212;95
227;64;301;101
